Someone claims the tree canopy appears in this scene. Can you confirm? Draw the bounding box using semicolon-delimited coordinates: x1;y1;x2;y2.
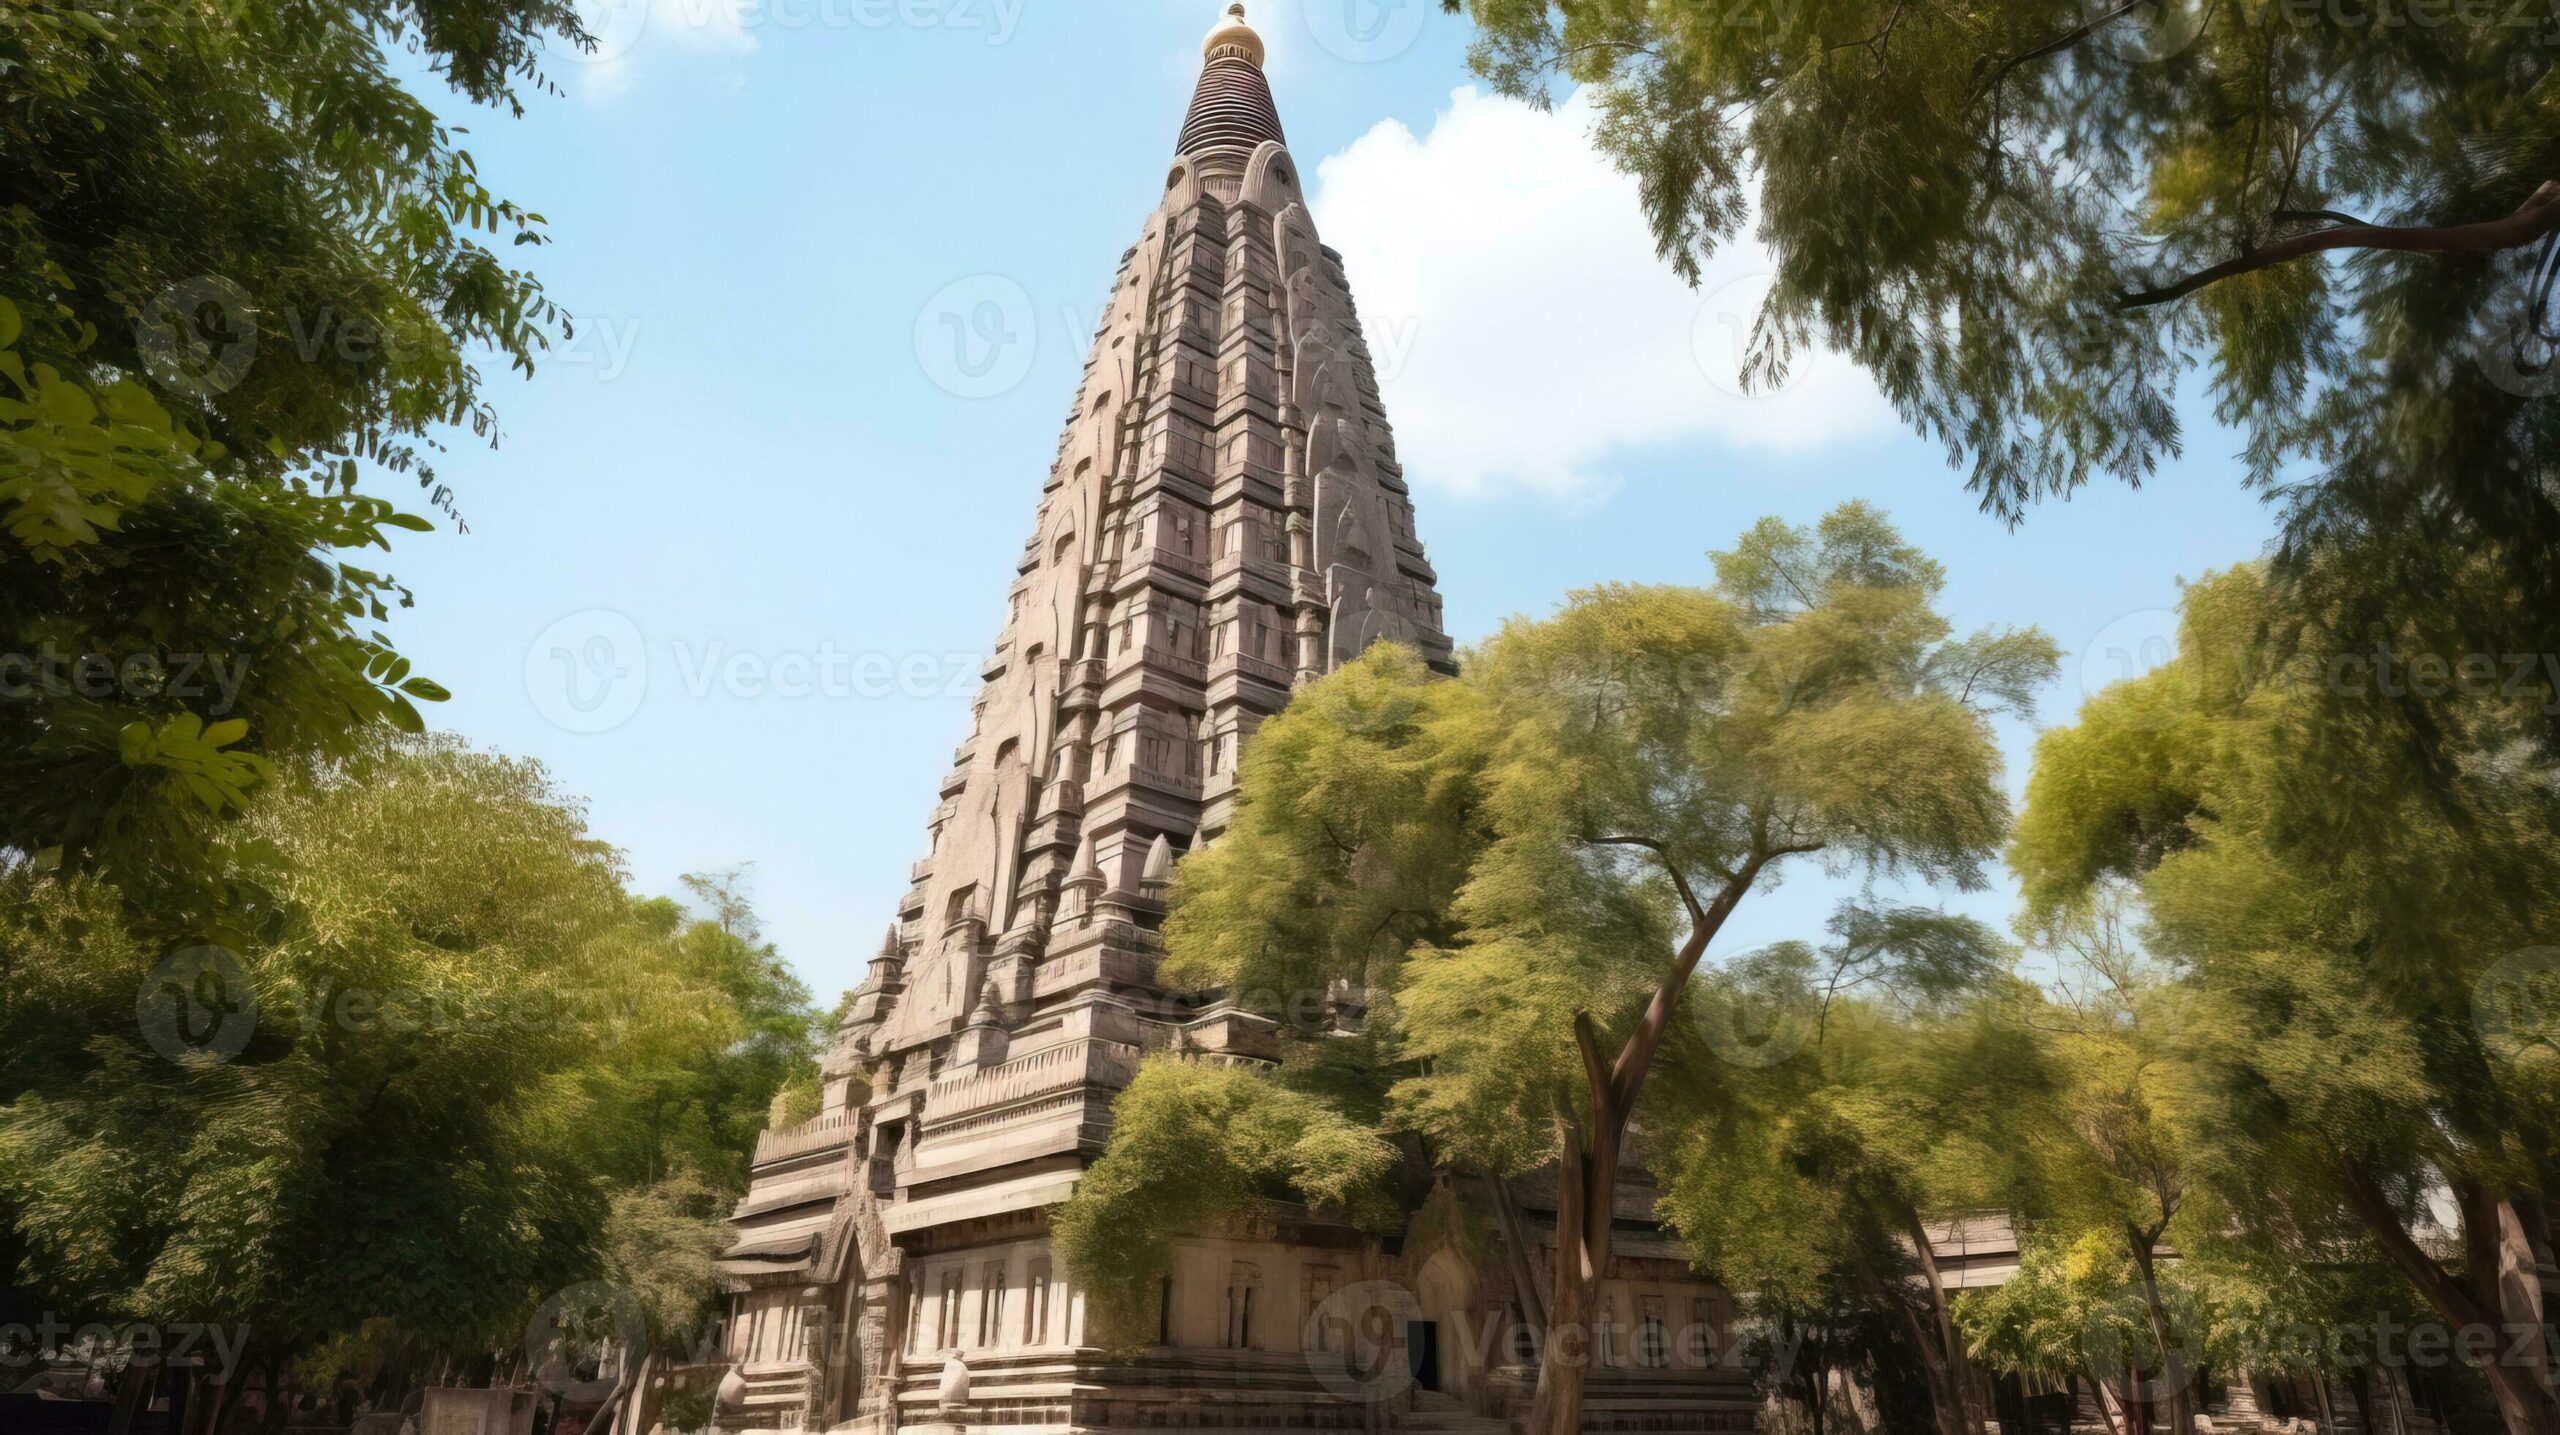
2011;562;2560;1428
1063;504;2055;1435
0;737;818;1377
0;0;584;896
1449;0;2560;751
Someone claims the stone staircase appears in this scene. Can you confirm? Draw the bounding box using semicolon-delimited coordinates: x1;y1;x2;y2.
1401;1390;1508;1435
1479;1367;1760;1435
716;1362;814;1431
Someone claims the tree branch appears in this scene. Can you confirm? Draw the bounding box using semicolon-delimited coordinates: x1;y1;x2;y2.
1581;832;1714;926
1573;1011;1613;1121
2120;181;2560;309
2271;206;2366;228
1606;849;1779;1115
1968;0;2152;111
2335;1153;2497;1333
1476;1169;1550;1335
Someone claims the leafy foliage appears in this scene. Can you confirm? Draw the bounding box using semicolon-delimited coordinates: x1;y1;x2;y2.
601;1174;736;1353
2012;564;2560;1220
1451;0;2560;752
0;0;585;892
0;302;452;895
1167;504;2051;1175
0;738;816;1361
1049;1053;1399;1351
1658;997;2056;1312
1956;1231;2201;1383
1069;506;2049;1431
2010;562;2560;1424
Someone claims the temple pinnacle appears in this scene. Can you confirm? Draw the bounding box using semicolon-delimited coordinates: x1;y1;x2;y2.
1203;3;1263;66
1179;1;1281;157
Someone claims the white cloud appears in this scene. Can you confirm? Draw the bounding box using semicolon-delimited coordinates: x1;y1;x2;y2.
1309;86;1896;501
571;0;757;97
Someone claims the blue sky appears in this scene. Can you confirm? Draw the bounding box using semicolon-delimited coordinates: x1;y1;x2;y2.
383;0;2276;1004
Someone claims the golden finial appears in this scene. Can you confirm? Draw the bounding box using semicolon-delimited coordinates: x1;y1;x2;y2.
1203;2;1265;67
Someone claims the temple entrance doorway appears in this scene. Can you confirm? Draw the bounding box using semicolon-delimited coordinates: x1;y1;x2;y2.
1412;1249;1475;1401
1405;1322;1442;1393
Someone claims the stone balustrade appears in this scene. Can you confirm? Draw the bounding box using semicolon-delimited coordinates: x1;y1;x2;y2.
920;1037;1141;1126
753;1109;860;1165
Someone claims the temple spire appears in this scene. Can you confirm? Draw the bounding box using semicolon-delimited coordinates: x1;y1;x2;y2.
1202;2;1263;65
1177;4;1282;159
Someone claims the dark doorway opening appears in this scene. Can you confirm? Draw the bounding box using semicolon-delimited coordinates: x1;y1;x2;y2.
1407;1321;1442;1393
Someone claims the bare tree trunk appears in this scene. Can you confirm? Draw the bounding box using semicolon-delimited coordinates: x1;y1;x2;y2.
2348;1364;2379;1435
106;1361;152;1435
1523;1117;1604;1435
1479;1170;1549;1341
192;1365;235;1435
1799;1323;1828;1435
585;1351;641;1435
2496;1197;2555;1414
618;1353;656;1435
1863;1255;1969;1435
1908;1211;1985;1435
2085;1371;2123;1435
2126;1231;2194;1435
259;1353;291;1435
1519;845;1784;1435
2339;1159;2560;1434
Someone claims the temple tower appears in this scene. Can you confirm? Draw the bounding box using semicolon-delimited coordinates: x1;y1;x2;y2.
712;13;1746;1434
715;9;1453;1429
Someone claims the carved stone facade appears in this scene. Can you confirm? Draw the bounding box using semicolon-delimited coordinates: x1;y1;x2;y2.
710;10;1751;1433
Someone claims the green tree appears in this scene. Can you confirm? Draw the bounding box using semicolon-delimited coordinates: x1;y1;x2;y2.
621;870;822;1192
1737;1266;1939;1435
1447;0;2560;746
0;737;812;1412
585;1174;735;1434
1656;972;2046;1435
0;302;444;901
1061;504;2055;1435
1957;1229;2209;1435
2011;564;2560;1431
2191;1243;2434;1431
0;0;584;892
2012;892;2218;1435
1050;1052;1403;1345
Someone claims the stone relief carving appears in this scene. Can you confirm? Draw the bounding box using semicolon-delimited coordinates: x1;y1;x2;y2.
1278;202;1411;674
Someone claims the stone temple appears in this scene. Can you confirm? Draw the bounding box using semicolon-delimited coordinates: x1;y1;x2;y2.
708;9;1753;1432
